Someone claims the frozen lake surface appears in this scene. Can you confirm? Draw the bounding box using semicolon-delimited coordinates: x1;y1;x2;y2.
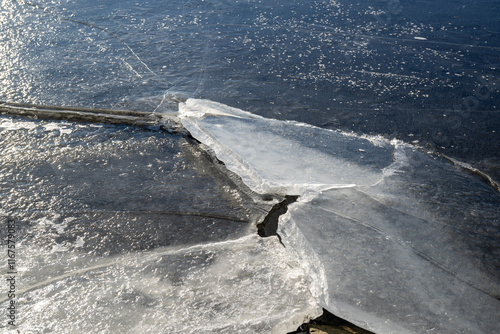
0;0;498;180
0;116;320;333
0;0;499;333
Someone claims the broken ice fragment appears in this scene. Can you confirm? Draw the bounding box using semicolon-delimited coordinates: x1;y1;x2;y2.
179;98;500;334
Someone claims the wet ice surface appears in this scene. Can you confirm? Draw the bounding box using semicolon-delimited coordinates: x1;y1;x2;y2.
0;0;498;181
180;99;394;194
180;99;500;334
0;116;320;332
0;116;255;252
1;0;499;332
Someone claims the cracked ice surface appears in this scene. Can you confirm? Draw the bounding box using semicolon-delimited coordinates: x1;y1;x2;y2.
179;99;500;334
0;116;320;333
2;234;318;333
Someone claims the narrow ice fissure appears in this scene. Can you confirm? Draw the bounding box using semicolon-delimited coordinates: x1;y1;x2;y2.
442;155;500;194
257;195;298;239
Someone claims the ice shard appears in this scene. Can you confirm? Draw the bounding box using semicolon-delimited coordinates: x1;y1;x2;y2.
179;99;500;334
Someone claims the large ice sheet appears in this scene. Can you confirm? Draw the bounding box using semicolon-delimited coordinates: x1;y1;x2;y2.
179;99;500;334
0;116;320;333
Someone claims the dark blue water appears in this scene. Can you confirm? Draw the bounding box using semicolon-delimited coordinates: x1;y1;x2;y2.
1;0;498;182
2;0;499;182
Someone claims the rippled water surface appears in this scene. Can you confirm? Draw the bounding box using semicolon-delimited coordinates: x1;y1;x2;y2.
0;0;498;178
